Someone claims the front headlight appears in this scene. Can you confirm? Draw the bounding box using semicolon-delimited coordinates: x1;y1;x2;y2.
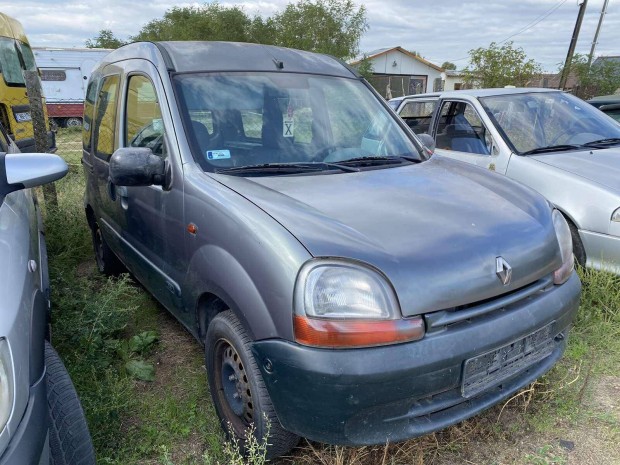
0;338;14;433
612;208;620;222
552;210;574;285
294;260;425;348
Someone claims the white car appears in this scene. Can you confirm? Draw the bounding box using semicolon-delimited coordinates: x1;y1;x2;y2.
392;88;620;273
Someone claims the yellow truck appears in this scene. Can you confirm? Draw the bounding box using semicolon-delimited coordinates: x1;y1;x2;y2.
0;12;55;152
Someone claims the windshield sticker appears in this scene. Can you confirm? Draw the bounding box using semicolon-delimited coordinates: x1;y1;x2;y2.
206;150;231;160
283;119;294;138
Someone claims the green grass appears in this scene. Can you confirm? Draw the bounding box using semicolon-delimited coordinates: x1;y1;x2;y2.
45;128;620;465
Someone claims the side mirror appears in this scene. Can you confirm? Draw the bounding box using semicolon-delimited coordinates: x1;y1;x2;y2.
109;148;165;187
417;133;436;155
1;152;68;198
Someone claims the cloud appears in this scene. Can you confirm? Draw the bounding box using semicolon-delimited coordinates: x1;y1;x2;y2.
1;0;617;70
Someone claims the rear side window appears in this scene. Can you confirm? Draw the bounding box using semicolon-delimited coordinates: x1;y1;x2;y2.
83;77;100;150
399;100;436;134
93;75;120;160
125;75;165;157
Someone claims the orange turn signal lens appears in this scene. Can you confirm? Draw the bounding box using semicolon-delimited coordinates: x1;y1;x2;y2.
293;315;425;348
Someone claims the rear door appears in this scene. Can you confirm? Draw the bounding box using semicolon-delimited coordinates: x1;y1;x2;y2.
89;70;125;254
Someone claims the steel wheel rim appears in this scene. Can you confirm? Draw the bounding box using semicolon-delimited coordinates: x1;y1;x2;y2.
214;338;254;436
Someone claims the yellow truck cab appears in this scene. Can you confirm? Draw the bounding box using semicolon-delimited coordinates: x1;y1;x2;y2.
0;12;55;152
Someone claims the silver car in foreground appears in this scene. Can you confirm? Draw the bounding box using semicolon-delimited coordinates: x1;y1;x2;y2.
393;88;620;273
0;124;95;464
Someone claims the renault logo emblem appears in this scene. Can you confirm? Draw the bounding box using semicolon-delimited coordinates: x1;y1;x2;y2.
496;257;512;285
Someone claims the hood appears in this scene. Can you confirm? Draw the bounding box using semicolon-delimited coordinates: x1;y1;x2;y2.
530;148;620;193
214;157;561;316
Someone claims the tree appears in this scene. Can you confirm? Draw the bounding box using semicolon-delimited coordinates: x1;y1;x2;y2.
130;0;367;60
441;61;456;70
354;55;374;80
85;29;125;49
462;41;542;88
564;53;620;99
132;4;252;42
270;0;367;59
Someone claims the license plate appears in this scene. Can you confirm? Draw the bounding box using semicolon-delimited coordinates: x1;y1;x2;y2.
462;322;555;398
15;112;32;122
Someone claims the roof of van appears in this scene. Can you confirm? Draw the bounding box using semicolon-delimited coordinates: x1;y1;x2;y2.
0;12;29;43
102;41;357;78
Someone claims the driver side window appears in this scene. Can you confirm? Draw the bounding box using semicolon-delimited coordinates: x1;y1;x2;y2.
125;75;165;158
436;101;490;155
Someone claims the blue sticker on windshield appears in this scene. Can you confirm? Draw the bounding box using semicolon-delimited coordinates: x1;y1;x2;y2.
206;150;231;160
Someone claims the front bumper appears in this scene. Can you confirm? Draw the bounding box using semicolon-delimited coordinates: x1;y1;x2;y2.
252;272;581;445
581;229;620;274
0;371;49;465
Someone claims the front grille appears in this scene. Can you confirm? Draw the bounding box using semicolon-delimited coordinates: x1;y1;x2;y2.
424;274;554;332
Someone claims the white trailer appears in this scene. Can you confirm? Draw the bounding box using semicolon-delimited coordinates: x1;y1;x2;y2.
32;47;111;127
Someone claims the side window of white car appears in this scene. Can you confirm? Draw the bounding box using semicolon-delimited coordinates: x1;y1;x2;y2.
399;100;436;135
436;101;491;155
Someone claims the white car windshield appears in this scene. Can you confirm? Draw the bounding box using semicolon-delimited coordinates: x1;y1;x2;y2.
173;72;423;174
480;92;620;154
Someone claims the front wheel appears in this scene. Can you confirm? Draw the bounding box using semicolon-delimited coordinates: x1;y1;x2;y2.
567;220;587;267
46;342;96;465
90;220;124;275
205;310;299;459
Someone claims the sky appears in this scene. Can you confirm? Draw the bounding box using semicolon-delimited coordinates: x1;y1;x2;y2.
0;0;618;72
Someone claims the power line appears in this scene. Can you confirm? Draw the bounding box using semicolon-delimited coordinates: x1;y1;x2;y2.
498;0;569;44
448;0;569;63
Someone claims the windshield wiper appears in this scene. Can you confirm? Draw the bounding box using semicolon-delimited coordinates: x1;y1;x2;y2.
215;162;359;175
581;137;620;148
521;145;583;155
337;155;420;166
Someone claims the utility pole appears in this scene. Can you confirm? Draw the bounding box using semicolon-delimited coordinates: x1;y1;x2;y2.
587;0;610;68
559;0;588;90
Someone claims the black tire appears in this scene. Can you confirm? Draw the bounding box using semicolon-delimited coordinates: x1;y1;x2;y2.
46;342;96;465
90;220;124;275
567;219;587;267
205;310;299;459
64;118;82;128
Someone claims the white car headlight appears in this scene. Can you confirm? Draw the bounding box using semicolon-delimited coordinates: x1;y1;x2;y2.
552;210;574;285
0;338;14;433
294;260;424;348
612;208;620;222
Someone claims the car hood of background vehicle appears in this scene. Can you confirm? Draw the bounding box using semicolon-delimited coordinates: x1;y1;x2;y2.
214;157;561;316
530;148;620;193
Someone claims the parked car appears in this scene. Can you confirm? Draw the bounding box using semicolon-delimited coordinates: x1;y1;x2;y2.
0;12;55;152
83;42;580;459
588;94;620;123
392;88;620;273
0;123;95;464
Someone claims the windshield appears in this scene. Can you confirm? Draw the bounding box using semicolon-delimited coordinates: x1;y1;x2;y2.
480;92;620;154
0;37;25;85
173;72;423;174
